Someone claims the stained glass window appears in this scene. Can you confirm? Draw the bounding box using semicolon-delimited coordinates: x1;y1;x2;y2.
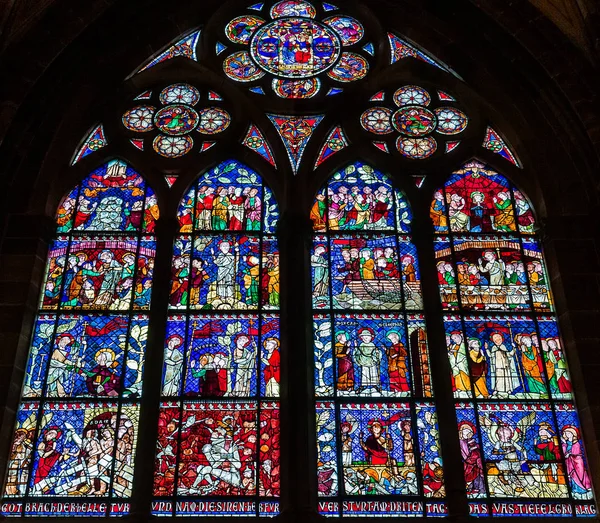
311;162;445;517
122;84;230;159
2;160;158;517
151;160;281;517
432;161;595;516
220;2;372;98
361;85;468;160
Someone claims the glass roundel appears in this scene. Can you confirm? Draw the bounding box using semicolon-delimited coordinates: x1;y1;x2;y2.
272;78;320;99
323;16;364;46
393;106;437;136
154;105;199;136
270;0;317;19
225;15;265;45
397;136;437;159
153;135;194;158
196;107;231;134
122;105;155;132
326;52;368;82
394;85;431;107
434;107;469;135
223;50;266;82
360;107;393;134
250;17;342;79
159;83;200;106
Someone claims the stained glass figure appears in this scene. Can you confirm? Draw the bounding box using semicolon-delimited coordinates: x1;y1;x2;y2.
243;124;277;167
272;78;321;99
361;86;468;160
3;160;157;517
267;114;324;174
225;15;266;45
327;52;369;82
251;18;341;78
154;159;280;516
221;3;371;97
223;50;266;82
432;161;595;515
135;29;201;74
483;126;521;167
72;124;107;165
323;16;364;46
130;138;144;151
270;0;317;19
154;105;199;135
314;125;348;168
312;162;445;516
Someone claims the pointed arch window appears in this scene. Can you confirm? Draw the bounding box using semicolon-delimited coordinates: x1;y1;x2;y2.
432;161;594;516
311;162;445;517
151;160;281;517
3;159;158;516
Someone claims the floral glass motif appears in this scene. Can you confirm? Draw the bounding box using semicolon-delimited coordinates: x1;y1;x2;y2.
135;30;201;74
431;161;595;516
72;124;108;165
267;114;324;174
152;160;281;517
311;162;445;517
361;85;468;160
222;1;371;98
122;84;230;158
2;160;158;517
243;124;277;167
314;125;348;168
483;126;521;168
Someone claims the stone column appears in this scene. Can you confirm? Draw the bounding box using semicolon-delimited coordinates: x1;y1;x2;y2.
411;199;470;519
276;211;322;523
130;217;178;521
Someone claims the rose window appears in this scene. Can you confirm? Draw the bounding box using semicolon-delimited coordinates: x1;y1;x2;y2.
361;85;469;159
122;83;231;158
221;0;372;99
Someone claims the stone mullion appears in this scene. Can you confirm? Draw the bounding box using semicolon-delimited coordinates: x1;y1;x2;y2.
276;211;321;523
129;217;177;522
410;201;470;519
